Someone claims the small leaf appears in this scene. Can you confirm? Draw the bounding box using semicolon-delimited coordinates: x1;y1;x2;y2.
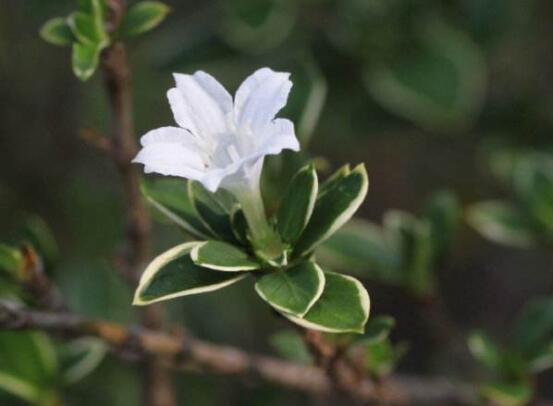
255;262;325;316
134;242;247;305
141;178;211;239
188;181;238;243
67;12;107;47
316;219;401;281
294;164;369;257
318;164;350;197
358;340;407;378
480;382;532;406
529;342;553;373
277;164;318;244
59;338;107;385
512;298;553;362
72;42;100;81
191;241;260;272
423;190;460;259
269;330;313;364
119;1;170;38
285;271;370;333
384;211;435;297
363;19;486;131
0;244;22;278
40;17;76;46
362;315;395;344
466;201;535;247
230;206;250;245
20;215;59;269
468;331;502;371
0;332;58;403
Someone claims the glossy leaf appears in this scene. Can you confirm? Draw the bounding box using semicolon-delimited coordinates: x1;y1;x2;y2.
141;178;211;238
294;164;369;257
119;1;170;38
255;262;325;316
40;17;76;46
188;181;238;243
277;164;318;244
71;42;100;81
0;244;21;278
285;271;370;333
269;330;313;364
467;201;535;248
67;11;107;48
423;190;460;259
468;331;502;371
191;241;260;272
133;242;247;305
317;219;400;281
0;332;58;404
512;298;553;361
364;19;486;131
384;211;434;297
480;382;532;406
59;338;107;385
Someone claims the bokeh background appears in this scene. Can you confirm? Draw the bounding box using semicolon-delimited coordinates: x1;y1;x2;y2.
2;0;553;404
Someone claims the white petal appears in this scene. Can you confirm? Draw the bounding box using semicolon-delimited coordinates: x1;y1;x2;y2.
234;67;292;133
258;118;300;154
168;71;233;137
133;127;206;180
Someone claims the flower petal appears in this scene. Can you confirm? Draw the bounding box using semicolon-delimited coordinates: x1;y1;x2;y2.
133;127;206;180
258;118;300;154
168;71;233;137
234;67;292;133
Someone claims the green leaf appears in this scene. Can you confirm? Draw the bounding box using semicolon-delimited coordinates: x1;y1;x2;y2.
318;164;350;197
0;244;21;278
466;201;535;248
364;19;486;131
71;42;101;81
188;181;238;243
358;340;407;378
529;342;553;373
255;262;325;316
59;338;107;385
67;11;107;48
362;315;395;344
230;206;250;245
480;382;532;406
513;155;553;238
119;1;170;38
40;17;76;46
316;219;401;281
512;298;553;362
294;164;369;257
269;330;313;364
384;211;435;297
0;332;58;403
285;271;370;333
133;242;247;305
468;331;502;371
141;178;211;239
423;190;460;259
277;164;318;244
191;241;260;272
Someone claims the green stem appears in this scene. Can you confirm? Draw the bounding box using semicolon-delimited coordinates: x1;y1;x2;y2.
230;183;283;263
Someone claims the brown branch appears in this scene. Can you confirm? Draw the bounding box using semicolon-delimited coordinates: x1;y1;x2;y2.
97;1;172;404
0;301;477;405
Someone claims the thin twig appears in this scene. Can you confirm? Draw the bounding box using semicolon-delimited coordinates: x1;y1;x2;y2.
0;301;477;405
99;1;173;404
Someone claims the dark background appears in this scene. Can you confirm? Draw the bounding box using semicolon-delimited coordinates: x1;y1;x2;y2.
2;0;553;404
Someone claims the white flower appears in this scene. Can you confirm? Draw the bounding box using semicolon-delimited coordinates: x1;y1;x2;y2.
133;67;300;192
